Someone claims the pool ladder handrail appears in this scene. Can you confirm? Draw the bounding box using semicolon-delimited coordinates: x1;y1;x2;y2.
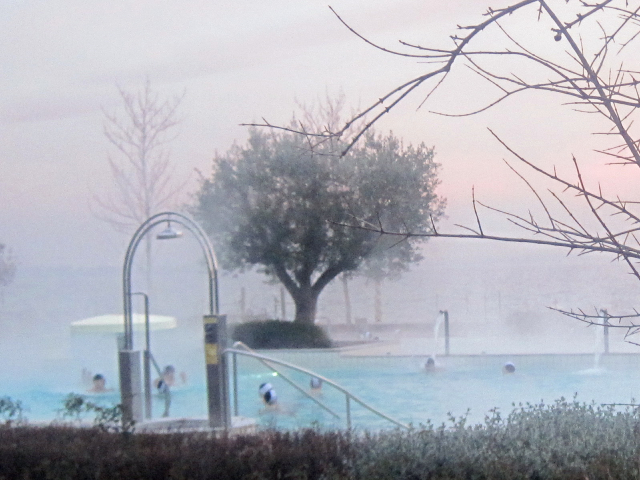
230;342;340;419
226;342;409;430
147;350;171;417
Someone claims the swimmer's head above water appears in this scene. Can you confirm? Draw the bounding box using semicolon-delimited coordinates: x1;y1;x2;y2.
310;377;323;390
503;362;516;374
259;383;272;395
259;382;277;405
88;373;112;393
424;357;436;371
263;389;277;405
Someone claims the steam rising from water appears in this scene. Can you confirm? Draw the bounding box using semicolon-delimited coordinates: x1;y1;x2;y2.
1;241;639;425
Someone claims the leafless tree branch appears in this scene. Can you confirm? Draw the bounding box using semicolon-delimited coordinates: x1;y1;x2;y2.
314;0;640;343
92;79;188;233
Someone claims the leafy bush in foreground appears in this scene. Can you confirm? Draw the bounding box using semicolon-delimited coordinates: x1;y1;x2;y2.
0;426;352;480
352;397;640;479
1;397;640;479
58;393;134;433
0;396;24;426
233;319;332;349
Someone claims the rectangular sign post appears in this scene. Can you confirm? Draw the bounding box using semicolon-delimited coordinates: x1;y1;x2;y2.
203;314;230;429
118;349;143;425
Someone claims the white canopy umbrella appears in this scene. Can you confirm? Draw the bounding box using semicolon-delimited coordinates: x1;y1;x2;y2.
70;314;177;334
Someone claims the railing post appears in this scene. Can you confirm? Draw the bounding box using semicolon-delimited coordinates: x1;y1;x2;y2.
346;396;351;430
143;350;152;419
444;310;450;356
232;351;239;417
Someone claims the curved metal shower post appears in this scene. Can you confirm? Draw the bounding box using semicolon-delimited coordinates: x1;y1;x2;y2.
165;214;219;314
123;215;169;350
224;347;409;430
122;211;219;351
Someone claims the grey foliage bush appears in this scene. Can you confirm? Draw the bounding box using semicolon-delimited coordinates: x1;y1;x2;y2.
350;397;640;479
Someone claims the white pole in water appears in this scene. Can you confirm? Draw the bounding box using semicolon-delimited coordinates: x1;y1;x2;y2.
432;312;444;360
444;310;450;356
601;309;610;355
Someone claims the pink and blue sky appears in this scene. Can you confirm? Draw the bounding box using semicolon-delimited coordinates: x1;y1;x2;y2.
1;0;635;269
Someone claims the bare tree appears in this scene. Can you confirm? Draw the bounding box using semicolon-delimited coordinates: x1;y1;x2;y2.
94;79;185;285
254;2;640;339
0;244;16;305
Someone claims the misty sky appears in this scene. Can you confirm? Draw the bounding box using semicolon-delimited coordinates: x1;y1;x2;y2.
1;0;636;273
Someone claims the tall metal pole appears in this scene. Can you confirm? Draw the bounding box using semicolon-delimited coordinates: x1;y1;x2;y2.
232;352;239;416
131;292;151;419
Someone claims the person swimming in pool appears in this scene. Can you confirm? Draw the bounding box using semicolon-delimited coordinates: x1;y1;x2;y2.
310;376;323;391
259;382;278;411
154;365;187;391
87;374;113;393
424;357;437;372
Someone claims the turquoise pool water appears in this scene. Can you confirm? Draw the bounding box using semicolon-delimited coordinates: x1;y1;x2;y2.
4;351;640;431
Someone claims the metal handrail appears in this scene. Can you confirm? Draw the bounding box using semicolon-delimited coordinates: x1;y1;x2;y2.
230;342;339;418
224;346;409;430
148;351;171;417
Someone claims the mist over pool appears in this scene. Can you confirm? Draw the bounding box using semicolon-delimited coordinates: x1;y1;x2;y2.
2;241;640;430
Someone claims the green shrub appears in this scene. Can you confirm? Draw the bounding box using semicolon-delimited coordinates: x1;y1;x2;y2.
233;320;332;349
58;393;134;433
0;396;24;425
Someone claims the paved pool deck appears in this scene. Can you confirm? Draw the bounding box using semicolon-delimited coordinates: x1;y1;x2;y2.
136;416;257;435
335;323;640;357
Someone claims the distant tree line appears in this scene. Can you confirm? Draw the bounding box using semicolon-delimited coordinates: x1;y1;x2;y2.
0;243;16;289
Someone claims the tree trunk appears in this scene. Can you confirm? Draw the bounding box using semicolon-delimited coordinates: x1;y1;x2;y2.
374;278;383;323
292;288;320;325
273;261;346;325
341;274;352;325
280;286;286;320
240;287;246;321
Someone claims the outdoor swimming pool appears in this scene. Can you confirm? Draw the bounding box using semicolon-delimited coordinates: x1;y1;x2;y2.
4;349;640;431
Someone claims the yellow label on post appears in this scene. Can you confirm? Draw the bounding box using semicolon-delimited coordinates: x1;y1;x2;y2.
205;343;218;365
203;315;218;325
